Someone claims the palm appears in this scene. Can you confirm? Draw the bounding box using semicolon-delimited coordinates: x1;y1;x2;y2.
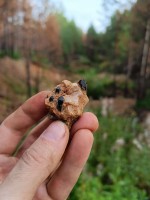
0;155;17;184
0;156;53;200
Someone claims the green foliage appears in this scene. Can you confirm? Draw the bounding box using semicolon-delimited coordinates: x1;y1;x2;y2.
98;61;114;73
70;113;150;199
136;92;150;110
78;55;91;65
0;50;21;60
78;68;135;98
98;11;131;74
70;176;147;200
87;76;113;99
56;13;84;66
31;52;50;68
88;113;142;174
86;25;100;62
70;175;101;200
118;80;135;90
129;147;150;186
78;68;114;98
4;77;26;95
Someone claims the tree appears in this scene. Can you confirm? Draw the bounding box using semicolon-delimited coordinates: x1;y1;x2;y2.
0;0;19;55
57;13;84;67
129;0;150;98
45;14;62;65
21;0;34;97
86;25;100;62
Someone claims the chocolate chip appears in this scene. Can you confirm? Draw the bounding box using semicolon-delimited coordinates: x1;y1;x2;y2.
49;96;54;102
57;96;64;111
78;80;87;91
55;87;61;94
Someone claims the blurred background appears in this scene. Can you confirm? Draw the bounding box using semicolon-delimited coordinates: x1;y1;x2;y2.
0;0;150;199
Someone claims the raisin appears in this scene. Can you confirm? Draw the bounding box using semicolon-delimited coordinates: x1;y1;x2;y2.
55;87;61;94
57;96;64;111
78;80;87;91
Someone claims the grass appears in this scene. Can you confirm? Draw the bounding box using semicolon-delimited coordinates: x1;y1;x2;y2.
4;76;26;95
69;111;150;200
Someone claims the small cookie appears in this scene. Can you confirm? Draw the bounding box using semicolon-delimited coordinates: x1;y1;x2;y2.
45;80;89;129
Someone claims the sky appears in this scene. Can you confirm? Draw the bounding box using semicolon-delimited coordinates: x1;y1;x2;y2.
53;0;137;32
56;0;103;32
33;0;137;33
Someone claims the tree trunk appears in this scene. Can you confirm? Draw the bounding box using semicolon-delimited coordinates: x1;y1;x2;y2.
113;74;117;97
34;65;41;94
138;19;150;99
124;47;134;97
3;0;9;54
124;77;129;97
25;58;32;98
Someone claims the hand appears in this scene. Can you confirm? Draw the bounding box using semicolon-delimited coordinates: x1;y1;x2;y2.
0;91;98;200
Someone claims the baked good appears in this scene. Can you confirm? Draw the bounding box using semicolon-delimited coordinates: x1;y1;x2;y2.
45;80;89;129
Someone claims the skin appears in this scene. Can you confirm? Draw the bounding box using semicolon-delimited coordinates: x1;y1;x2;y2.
0;91;99;200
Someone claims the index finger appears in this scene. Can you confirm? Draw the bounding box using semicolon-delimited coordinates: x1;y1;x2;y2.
0;91;48;155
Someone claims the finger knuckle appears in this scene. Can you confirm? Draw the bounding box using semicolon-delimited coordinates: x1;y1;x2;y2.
21;147;47;167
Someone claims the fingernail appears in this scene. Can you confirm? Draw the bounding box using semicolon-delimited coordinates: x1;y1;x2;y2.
42;121;66;141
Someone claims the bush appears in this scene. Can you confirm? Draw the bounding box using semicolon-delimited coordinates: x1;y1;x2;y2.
70;175;101;200
136;92;150;110
98;61;114;73
78;55;91;65
77;68;136;99
70;112;150;199
118;80;135;91
87;77;114;99
78;68;114;99
0;50;21;60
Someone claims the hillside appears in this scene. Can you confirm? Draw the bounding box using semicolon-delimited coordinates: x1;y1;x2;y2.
0;57;73;122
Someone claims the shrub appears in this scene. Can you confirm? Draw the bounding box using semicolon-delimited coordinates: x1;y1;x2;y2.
136;92;150;110
0;50;21;60
78;55;91;65
78;69;114;99
70;175;101;200
70;112;150;199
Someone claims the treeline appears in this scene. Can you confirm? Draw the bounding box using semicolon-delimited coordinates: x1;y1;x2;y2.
0;0;87;66
1;0;149;71
0;0;61;63
99;0;150;100
77;0;150;100
0;0;150;99
0;0;93;68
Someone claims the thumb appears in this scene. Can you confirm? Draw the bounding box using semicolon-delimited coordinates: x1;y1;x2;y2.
0;121;69;200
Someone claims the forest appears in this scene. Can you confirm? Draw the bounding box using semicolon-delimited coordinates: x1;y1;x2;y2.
0;0;150;199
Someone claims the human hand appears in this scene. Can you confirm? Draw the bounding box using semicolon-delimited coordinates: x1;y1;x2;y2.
0;91;99;200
